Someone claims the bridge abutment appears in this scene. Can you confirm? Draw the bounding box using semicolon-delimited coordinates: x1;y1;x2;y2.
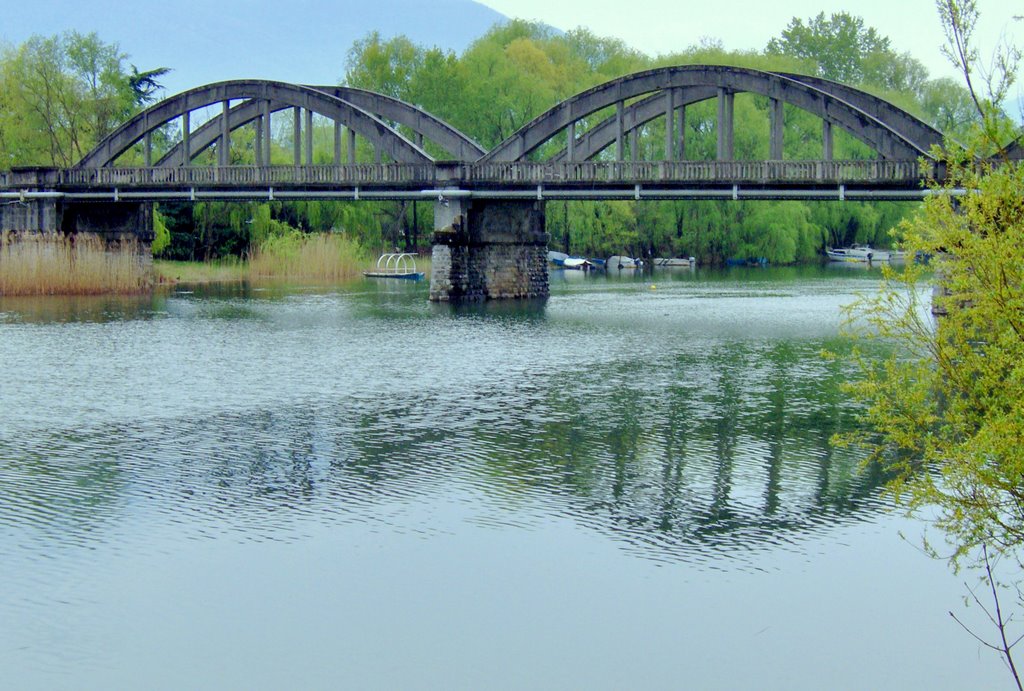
1;168;154;272
60;201;155;247
1;168;62;233
2;167;154;241
429;198;549;302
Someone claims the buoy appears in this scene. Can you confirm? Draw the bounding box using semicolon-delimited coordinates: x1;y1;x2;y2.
650;284;657;290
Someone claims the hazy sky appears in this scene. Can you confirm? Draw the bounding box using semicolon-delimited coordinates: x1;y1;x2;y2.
479;0;1021;84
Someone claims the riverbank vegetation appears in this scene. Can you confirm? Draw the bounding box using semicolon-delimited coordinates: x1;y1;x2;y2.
0;225;372;295
153;258;247;285
248;230;366;282
843;0;1023;565
0;9;1012;270
839;0;1023;682
0;232;151;295
155;202;371;283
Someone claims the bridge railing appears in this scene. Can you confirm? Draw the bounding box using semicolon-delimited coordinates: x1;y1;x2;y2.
7;159;936;192
59;164;438;187
468;160;932;185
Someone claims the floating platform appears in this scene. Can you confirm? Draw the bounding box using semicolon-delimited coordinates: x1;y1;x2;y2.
364;252;425;280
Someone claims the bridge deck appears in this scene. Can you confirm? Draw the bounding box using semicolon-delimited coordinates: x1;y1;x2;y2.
1;160;938;202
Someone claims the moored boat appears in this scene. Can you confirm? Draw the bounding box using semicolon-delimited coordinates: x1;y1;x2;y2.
607;255;642;269
825;244;890;263
562;256;592;270
547;250;569;266
654;257;696;267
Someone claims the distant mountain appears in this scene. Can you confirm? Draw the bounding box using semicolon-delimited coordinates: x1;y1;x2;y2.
0;0;508;97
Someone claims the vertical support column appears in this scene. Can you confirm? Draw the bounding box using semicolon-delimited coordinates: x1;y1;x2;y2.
615;100;624;161
305;108;314;165
254;114;264;167
664;88;675;160
770;98;784;160
678;101;686;160
182;111;191;165
293;107;301;166
822;119;834;161
219;100;230;167
716;89;734;161
630;128;638;162
726;93;735;160
334;120;342;165
261;100;272;165
144;131;152;167
415;132;424;149
567;121;575;161
347;127;356;164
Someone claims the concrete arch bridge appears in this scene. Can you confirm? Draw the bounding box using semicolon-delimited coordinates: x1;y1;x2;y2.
0;65;989;300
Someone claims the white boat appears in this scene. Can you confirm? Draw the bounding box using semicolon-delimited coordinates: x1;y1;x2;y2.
547;250;569;266
825;244;890;263
607;255;642;269
654;257;696;267
562;256;592;270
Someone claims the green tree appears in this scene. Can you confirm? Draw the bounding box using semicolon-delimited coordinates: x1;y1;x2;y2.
766;12;892;83
920;77;981;137
343;32;424;101
861;50;930;96
838;0;1023;681
0;32;165;167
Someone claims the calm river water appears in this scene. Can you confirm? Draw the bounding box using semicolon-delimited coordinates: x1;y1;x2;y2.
0;265;1004;689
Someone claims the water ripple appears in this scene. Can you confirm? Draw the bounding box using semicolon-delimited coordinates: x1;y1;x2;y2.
0;274;894;600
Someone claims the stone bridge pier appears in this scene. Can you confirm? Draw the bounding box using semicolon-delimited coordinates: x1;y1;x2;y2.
429;198;549;301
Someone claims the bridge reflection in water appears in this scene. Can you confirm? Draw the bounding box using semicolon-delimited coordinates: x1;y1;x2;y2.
0;274;888;569
6;272;996;689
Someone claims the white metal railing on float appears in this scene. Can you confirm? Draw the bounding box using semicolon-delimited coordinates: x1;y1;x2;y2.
362;252;424;280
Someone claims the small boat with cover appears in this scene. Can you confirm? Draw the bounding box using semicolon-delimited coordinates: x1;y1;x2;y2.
825;244;890;263
607;255;643;269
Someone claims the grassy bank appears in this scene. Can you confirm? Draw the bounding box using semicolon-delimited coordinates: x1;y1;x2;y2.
0;232;151;296
154;258;248;284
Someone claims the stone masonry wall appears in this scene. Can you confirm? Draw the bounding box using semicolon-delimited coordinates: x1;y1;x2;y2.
429;199;548;302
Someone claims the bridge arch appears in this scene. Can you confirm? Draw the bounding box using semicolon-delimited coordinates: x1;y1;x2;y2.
774;72;945;153
154;86;486;167
309;86;486;161
77;80;434;168
482;65;939;163
550;87;717;162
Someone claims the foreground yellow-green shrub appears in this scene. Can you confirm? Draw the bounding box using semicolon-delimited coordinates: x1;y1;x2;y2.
0;232;152;296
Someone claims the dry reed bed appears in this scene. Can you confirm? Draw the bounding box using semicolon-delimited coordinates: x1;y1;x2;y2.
0;232;152;296
248;233;368;282
2;231;420;294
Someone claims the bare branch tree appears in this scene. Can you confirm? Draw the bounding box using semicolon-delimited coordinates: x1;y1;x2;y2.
949;545;1024;690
